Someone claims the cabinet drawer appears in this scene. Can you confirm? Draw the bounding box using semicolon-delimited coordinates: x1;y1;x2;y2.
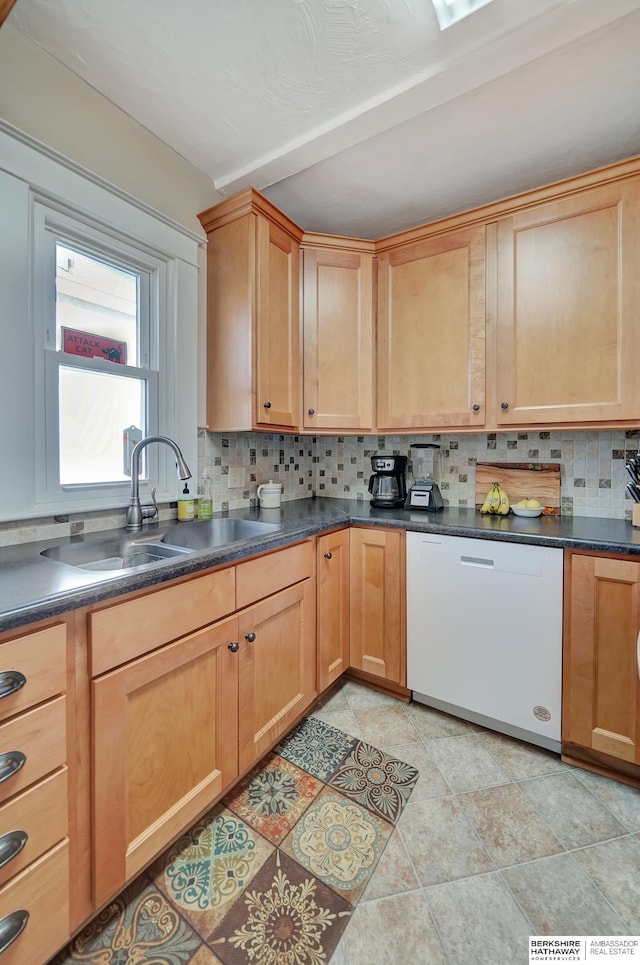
90;567;236;675
0;768;67;888
0;697;66;805
0;624;66;724
0;840;69;965
236;540;314;609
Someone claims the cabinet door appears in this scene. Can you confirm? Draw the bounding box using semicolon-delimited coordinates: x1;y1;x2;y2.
238;580;316;772
317;530;350;692
496;180;640;425
564;554;640;766
255;215;300;429
92;616;239;906
302;246;373;430
349;528;406;685
377;225;486;430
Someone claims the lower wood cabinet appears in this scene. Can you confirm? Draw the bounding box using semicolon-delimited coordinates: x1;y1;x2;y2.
349;527;406;686
92;615;240;906
238;578;316;772
91;540;316;908
563;551;640;783
316;529;350;692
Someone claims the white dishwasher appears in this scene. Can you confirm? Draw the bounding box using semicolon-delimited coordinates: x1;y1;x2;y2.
406;532;563;751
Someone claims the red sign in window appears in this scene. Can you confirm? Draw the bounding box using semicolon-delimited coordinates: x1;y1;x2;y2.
62;327;127;364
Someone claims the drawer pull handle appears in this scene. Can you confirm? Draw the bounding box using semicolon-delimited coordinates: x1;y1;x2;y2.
0;672;26;701
0;909;29;954
0;752;26;785
0;831;27;870
323;552;332;559
228;642;239;653
245;632;256;643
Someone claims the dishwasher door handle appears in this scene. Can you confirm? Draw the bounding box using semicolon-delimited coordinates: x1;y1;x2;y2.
460;555;494;568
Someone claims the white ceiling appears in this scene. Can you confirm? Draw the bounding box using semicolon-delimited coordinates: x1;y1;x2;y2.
8;0;640;238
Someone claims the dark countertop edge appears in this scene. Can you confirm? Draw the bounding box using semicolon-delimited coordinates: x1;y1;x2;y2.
2;498;639;634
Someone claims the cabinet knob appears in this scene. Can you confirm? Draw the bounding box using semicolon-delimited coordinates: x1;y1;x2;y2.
0;830;27;871
323;552;332;559
245;632;256;643
501;401;509;410
263;401;271;409
0;910;29;955
0;671;26;700
228;642;239;653
308;408;315;416
472;404;480;412
0;751;26;785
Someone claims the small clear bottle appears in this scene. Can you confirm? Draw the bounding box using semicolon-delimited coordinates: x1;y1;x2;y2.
197;470;214;520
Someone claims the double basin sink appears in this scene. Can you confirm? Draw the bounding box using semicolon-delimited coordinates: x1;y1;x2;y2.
40;518;283;573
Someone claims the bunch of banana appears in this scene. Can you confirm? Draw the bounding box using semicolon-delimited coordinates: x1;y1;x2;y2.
480;482;510;515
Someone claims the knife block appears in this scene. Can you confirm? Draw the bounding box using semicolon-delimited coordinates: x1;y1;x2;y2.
632;505;640;528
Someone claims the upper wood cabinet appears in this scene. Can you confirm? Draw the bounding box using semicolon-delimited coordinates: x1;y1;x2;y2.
198;190;302;432
496;179;640;426
302;238;375;432
563;551;640;784
376;224;486;431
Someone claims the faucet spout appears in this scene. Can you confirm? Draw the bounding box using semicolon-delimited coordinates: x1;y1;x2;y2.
126;435;192;532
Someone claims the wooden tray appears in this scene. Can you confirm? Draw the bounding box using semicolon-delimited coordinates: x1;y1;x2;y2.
475;462;561;515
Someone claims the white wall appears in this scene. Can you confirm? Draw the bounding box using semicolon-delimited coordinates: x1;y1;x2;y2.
0;22;223;424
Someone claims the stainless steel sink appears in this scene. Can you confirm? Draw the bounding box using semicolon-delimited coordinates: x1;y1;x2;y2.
160;517;283;551
40;538;192;572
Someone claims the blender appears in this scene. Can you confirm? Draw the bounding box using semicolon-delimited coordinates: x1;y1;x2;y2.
405;443;444;512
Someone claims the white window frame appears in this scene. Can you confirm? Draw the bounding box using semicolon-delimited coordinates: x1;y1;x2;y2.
0;121;199;522
34;203;164;508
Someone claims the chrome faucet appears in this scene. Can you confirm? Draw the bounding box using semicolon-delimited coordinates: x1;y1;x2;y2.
125;435;192;532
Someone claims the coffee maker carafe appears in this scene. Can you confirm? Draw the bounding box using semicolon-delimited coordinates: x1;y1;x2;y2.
405;443;444;512
368;455;407;508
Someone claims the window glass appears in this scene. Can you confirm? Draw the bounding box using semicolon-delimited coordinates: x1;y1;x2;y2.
58;366;146;485
55;243;140;366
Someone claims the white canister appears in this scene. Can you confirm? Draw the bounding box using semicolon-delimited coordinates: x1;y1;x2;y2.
257;480;282;509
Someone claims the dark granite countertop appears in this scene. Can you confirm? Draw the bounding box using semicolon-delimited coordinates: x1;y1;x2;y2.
2;496;640;634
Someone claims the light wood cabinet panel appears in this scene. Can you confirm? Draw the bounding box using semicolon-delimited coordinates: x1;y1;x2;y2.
256;216;300;429
92;616;239;906
564;552;640;776
0;841;69;965
198;191;302;432
238;580;316;772
0;623;66;722
317;530;350;692
496;180;640;426
90;568;236;675
349;528;406;685
0;768;67;888
0;696;66;805
236;540;314;609
302;244;374;431
377;225;486;430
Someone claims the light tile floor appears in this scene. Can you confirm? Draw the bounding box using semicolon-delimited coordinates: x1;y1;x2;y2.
310;680;640;965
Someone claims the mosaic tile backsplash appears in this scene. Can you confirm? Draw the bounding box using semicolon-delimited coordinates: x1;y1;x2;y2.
2;428;639;546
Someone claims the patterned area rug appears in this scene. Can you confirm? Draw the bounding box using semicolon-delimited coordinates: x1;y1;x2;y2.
52;716;418;964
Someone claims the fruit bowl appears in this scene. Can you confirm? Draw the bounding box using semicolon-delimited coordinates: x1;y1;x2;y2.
511;506;543;518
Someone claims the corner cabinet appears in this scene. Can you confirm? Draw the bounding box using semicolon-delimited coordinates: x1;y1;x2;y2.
198;189;302;432
349;527;406;687
563;551;640;785
301;238;375;432
316;529;351;691
376;224;486;431
496;179;640;426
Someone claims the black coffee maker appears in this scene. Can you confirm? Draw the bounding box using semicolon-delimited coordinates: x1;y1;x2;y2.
368;454;407;508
